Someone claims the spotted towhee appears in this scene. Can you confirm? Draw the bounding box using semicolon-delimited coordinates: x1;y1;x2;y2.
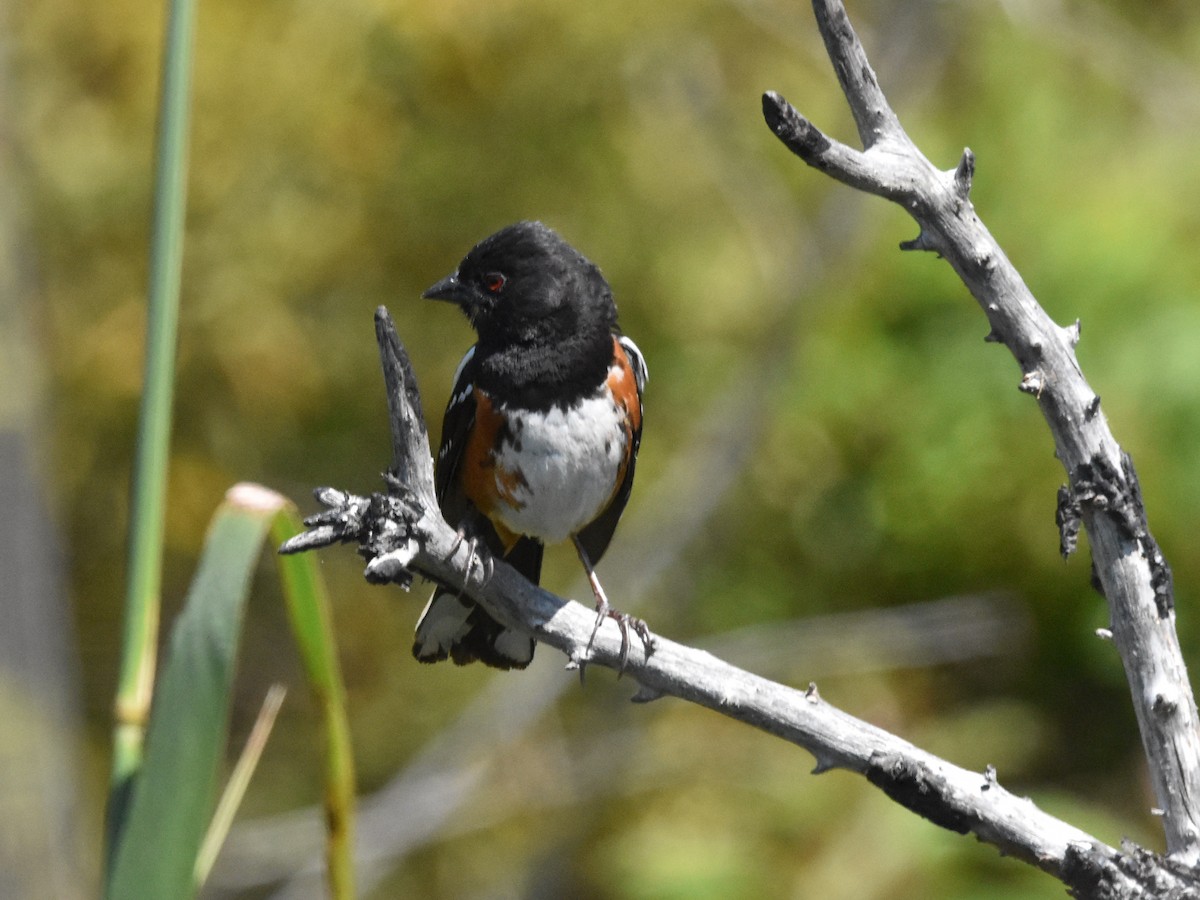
413;221;651;670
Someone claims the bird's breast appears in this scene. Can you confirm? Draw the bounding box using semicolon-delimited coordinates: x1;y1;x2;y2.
478;386;629;545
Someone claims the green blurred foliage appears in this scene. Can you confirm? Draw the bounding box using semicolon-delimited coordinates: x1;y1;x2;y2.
12;0;1200;895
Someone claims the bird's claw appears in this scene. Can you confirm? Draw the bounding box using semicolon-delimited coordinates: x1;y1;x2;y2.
586;600;654;678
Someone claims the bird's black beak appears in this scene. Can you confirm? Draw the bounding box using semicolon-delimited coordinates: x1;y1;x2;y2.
422;272;472;305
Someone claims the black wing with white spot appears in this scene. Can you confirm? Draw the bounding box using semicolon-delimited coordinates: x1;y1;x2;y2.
415;344;538;669
620;334;648;395
433;345;478;522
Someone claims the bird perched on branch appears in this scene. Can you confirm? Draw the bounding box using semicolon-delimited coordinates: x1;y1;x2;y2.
413;220;652;670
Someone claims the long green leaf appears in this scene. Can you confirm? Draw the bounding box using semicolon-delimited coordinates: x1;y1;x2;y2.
106;0;198;861
108;486;277;898
107;484;356;899
274;511;357;898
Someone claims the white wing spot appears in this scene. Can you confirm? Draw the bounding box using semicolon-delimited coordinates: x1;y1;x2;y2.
450;345;476;391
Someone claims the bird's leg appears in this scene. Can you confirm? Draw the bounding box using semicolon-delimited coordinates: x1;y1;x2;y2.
444;521;495;593
455;535;478;601
445;528;467;564
573;537;654;675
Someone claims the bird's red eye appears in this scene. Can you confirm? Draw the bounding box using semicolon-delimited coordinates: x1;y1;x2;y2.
483;272;506;294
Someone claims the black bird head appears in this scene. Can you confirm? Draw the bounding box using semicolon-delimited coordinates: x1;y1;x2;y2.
423;221;616;348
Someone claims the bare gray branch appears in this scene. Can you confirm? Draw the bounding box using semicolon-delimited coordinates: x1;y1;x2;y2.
763;0;1200;868
282;305;1199;898
283;1;1200;891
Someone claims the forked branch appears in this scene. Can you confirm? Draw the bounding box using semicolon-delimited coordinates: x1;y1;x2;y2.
281;2;1200;893
282;308;1197;898
763;0;1200;868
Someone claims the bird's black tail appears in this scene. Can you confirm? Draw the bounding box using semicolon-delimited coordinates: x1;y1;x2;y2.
412;538;542;669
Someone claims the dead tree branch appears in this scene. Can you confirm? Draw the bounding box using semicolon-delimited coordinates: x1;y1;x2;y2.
281;307;1199;898
762;0;1200;867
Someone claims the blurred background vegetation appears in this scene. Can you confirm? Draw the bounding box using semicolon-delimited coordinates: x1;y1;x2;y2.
4;0;1200;896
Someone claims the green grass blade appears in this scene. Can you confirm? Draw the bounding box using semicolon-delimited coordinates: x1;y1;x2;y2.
107;485;282;899
273;509;357;899
106;0;199;859
107;484;357;899
194;683;288;886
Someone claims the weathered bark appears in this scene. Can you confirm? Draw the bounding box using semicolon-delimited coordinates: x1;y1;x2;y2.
760;0;1200;866
280;307;1200;898
282;3;1200;894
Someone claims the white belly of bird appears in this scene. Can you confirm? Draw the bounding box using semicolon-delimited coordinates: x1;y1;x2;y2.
492;393;626;544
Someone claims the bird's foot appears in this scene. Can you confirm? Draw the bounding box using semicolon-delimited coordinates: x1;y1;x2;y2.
586;595;655;677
